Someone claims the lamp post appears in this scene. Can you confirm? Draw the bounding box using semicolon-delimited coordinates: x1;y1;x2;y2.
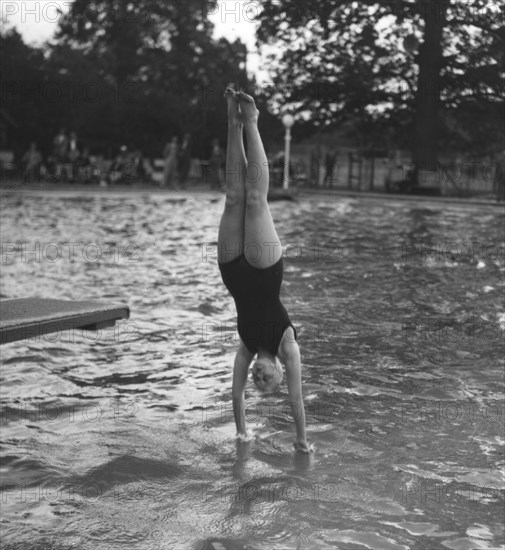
282;113;294;190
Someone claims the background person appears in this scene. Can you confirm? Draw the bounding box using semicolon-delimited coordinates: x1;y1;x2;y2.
210;138;224;190
178;132;192;186
323;149;337;187
53;127;69;181
162;136;179;188
22;142;43;183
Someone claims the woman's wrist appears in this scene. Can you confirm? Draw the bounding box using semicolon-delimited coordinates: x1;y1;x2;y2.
293;439;311;453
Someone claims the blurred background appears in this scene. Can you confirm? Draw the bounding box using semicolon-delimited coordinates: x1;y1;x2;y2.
0;0;504;196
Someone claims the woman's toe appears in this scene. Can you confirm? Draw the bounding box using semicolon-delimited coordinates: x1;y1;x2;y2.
238;91;255;103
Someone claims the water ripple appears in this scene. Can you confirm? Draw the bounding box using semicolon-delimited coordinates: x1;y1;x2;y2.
1;191;504;549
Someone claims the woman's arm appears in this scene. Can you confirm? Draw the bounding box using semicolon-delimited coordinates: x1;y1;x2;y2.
232;341;254;436
279;331;310;452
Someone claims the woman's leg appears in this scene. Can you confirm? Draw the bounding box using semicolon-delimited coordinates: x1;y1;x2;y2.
240;92;282;268
217;90;248;263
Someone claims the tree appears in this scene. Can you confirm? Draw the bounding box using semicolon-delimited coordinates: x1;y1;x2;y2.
54;0;251;156
255;0;504;173
0;29;50;155
1;1;254;160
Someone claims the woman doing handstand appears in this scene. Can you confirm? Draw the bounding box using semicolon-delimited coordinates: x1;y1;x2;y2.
218;88;310;453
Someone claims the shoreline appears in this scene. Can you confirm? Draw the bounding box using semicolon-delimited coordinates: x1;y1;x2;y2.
0;182;502;208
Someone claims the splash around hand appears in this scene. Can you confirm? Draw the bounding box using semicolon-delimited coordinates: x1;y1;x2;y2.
293;440;314;453
236;431;254;442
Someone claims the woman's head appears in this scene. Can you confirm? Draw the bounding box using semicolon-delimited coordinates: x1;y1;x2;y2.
251;354;283;393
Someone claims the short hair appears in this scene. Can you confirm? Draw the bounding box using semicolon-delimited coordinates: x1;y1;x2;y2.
252;356;283;390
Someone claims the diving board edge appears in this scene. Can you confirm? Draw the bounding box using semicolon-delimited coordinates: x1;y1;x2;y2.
0;299;130;345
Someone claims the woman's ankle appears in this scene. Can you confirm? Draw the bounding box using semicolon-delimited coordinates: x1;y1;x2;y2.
228;122;244;133
243;119;259;131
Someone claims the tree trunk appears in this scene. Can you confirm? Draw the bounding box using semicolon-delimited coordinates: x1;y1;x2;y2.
413;0;449;175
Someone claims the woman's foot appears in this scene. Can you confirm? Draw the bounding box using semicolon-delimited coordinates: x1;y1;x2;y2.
237;91;259;124
224;87;242;127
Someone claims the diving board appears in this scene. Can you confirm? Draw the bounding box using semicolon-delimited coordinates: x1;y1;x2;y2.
0;298;130;345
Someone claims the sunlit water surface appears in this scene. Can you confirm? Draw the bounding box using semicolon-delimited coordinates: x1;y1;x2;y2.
0;190;504;550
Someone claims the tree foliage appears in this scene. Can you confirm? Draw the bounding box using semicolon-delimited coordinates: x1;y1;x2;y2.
1;0;253;158
255;0;504;157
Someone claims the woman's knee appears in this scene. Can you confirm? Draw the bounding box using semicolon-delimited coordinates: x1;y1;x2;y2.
245;188;267;210
225;190;245;210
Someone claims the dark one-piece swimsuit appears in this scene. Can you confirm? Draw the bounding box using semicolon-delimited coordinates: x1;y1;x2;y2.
218;254;297;356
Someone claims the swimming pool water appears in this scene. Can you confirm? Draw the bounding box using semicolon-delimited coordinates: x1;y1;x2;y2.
1;190;504;550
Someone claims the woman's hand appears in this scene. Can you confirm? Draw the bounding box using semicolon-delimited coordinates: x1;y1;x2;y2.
293;439;312;453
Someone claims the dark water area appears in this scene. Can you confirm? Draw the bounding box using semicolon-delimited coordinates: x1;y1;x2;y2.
0;190;504;550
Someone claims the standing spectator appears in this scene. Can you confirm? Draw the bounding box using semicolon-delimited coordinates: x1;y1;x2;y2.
22;142;43;183
68;131;79;161
273;151;285;187
162;136;179;188
209;138;224;190
107;145;131;184
178;132;192;186
76;146;93;183
310;145;321;187
67;130;80;182
495;149;505;202
53;127;69;181
310;147;316;186
132;148;154;183
323;149;337;187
